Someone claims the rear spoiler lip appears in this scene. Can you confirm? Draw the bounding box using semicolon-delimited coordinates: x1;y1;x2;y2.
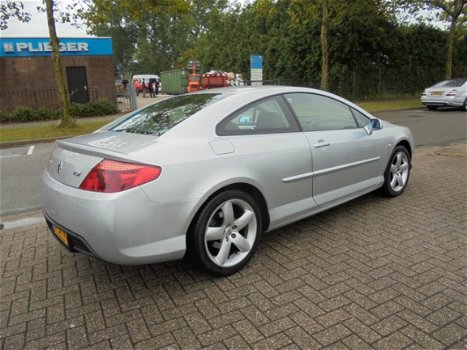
56;138;137;164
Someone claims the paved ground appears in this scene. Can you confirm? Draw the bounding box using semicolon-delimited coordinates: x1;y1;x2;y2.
1;143;466;349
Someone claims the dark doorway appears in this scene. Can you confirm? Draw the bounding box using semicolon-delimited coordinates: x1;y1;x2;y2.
66;66;89;104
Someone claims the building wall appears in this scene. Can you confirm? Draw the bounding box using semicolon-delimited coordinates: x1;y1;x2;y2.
0;55;115;110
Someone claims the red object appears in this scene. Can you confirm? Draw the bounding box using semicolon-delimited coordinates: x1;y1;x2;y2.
80;160;161;193
202;73;229;89
188;74;201;93
446;89;457;96
134;80;143;93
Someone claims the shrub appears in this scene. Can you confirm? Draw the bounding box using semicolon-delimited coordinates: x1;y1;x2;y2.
0;100;119;123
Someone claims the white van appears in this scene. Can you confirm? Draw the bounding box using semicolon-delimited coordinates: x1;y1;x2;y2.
132;74;162;92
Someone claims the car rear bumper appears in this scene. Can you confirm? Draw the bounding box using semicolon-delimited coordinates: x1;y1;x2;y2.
421;96;465;107
42;171;191;265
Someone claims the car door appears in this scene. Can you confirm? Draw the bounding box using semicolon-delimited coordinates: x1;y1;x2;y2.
216;96;317;227
284;93;388;206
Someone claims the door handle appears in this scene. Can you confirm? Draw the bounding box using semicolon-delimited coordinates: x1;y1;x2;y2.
313;139;330;148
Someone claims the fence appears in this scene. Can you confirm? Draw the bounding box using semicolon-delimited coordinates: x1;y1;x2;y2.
245;66;466;100
0;85;136;113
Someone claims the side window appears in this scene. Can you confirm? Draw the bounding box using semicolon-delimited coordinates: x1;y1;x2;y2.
217;97;297;135
351;108;370;128
285;93;358;131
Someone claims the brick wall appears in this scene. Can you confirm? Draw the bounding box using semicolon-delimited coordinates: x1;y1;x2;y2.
0;55;115;110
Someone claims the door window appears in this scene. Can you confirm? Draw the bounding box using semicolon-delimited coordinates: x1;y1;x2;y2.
217;96;299;135
285;93;358;131
351;108;370;128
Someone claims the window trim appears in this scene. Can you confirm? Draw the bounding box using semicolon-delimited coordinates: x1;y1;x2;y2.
216;95;301;136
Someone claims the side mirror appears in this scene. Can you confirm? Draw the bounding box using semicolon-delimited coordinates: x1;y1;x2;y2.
364;118;383;135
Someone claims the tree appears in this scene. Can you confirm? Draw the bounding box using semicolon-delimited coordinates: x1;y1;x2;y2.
320;0;329;90
288;0;332;90
0;0;30;30
433;0;466;79
397;0;467;79
45;0;74;127
79;0;193;75
1;0;74;127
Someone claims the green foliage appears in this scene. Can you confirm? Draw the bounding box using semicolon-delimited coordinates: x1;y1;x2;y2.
0;100;118;123
191;0;466;98
81;0;228;77
0;1;31;30
27;0;466;99
70;100;119;118
0;107;60;123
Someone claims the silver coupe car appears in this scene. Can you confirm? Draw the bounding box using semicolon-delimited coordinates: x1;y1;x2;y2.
42;86;414;275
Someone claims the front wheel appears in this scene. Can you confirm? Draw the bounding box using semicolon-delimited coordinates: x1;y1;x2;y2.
427;105;438;111
380;146;411;197
192;190;262;275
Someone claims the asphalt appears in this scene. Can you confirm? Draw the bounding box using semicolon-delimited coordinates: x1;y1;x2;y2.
0;142;466;349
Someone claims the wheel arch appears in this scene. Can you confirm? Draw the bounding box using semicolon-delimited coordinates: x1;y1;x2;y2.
395;139;412;159
185;182;270;252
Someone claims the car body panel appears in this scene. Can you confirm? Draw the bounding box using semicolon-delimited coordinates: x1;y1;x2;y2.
304;127;388;205
42;171;187;264
42;86;414;266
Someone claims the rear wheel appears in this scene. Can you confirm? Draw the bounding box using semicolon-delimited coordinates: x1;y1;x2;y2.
427;105;438;111
192;190;262;275
380;146;411;197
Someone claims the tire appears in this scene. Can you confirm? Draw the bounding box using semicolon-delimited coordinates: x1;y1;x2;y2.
380;146;411;197
427;105;438;111
192;190;262;275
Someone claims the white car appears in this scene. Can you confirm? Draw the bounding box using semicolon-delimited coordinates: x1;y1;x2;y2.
421;78;467;111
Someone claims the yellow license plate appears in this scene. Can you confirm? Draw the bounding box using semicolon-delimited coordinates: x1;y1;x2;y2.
53;226;69;247
431;91;443;96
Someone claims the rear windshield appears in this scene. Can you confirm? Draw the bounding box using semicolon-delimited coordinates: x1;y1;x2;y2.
110;94;223;136
435;79;466;87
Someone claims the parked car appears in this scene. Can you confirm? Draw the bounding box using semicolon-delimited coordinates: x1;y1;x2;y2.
421;78;467;111
42;86;414;275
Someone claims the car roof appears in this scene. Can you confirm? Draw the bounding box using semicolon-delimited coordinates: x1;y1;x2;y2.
194;85;322;96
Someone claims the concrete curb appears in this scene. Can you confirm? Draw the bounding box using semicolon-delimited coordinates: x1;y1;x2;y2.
0;136;69;149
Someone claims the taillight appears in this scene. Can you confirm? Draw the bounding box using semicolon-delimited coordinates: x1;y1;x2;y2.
422;91;426;96
446;89;457;96
79;160;161;193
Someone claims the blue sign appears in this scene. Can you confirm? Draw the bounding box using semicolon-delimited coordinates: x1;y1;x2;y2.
250;55;263;69
0;37;113;57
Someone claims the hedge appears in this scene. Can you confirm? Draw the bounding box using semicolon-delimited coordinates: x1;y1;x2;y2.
0;100;119;123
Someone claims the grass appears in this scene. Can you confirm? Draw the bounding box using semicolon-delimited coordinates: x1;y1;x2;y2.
355;97;421;112
0;120;109;143
1;97;423;144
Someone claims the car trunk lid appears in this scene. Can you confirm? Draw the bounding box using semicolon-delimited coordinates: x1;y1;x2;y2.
48;131;158;188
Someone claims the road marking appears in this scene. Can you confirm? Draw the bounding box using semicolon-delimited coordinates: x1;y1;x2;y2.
0;217;45;231
27;145;35;155
0;154;21;158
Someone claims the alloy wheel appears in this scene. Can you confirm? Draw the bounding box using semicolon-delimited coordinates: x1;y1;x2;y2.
389;151;410;192
204;198;257;268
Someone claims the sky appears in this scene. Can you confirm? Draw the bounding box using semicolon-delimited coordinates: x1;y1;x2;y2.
1;0;90;37
1;0;446;38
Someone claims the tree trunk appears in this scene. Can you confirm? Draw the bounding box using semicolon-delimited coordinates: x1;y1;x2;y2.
45;0;74;128
320;0;329;91
445;18;456;80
